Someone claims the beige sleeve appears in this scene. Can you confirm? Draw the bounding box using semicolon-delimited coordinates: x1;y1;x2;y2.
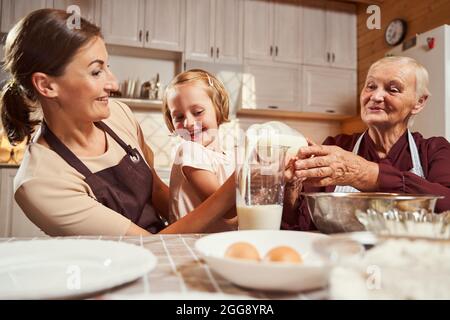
15;176;132;237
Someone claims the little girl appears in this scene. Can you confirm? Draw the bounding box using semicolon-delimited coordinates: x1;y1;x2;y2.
162;69;236;232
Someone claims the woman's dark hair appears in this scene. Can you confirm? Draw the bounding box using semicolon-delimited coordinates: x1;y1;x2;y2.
1;9;101;145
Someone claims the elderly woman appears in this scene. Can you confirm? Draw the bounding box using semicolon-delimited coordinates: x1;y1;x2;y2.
283;56;450;231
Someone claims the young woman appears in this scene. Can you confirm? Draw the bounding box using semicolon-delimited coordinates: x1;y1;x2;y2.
1;9;235;236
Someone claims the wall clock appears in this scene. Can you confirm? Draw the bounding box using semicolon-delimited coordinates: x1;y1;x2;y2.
385;19;407;46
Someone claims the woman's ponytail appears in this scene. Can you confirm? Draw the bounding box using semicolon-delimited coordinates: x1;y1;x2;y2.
1;80;40;145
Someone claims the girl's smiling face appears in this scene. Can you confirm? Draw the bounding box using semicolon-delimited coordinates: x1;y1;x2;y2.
167;83;219;148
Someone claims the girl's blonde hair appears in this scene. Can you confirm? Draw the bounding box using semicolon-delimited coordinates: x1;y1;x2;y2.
162;69;230;132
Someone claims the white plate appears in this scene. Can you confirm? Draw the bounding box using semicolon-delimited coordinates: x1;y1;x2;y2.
0;239;157;299
195;230;330;292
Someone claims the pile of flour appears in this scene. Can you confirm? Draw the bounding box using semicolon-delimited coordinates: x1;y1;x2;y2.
329;239;450;299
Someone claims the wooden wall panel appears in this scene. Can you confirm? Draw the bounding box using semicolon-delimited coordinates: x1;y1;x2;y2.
342;0;450;134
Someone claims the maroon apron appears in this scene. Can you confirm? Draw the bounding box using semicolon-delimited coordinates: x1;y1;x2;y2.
42;121;167;234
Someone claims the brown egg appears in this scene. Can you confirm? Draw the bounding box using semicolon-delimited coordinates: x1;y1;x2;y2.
264;246;302;264
224;242;260;261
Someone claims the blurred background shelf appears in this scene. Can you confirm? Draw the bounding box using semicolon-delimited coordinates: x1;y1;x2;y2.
237;108;354;122
114;98;163;111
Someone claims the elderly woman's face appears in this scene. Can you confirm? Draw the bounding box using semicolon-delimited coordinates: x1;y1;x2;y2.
360;62;421;129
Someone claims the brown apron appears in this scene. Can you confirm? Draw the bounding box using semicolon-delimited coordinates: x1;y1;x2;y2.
42;121;166;234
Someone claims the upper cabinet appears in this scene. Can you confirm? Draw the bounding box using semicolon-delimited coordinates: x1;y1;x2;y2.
145;0;185;51
242;60;301;111
99;0;143;47
303;0;356;69
185;0;243;64
1;0;53;32
244;0;302;64
326;1;356;69
99;0;185;51
303;65;356;115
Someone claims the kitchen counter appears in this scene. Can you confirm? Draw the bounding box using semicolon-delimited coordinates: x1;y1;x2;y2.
0;235;328;300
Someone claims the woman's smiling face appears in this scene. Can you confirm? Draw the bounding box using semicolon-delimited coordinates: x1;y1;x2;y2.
51;36;119;122
360;61;424;130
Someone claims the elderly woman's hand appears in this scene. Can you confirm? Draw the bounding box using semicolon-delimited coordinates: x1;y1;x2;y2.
294;144;379;191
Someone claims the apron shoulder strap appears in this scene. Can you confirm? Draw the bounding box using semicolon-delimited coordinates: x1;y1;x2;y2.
42;121;142;177
407;129;425;178
41;122;93;177
95;121;135;155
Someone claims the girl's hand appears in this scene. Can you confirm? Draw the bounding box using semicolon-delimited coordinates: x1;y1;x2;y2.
224;216;238;229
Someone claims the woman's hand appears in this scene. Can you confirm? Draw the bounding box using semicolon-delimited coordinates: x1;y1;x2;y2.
284;157;298;183
294;144;379;191
284;137;315;184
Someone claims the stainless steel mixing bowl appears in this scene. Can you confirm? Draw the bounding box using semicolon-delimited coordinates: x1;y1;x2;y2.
302;192;442;234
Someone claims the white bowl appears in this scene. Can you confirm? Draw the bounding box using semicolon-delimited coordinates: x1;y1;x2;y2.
195;230;330;292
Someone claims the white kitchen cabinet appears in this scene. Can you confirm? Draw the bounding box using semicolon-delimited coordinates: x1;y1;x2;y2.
185;0;243;64
0;167;46;237
1;0;54;32
100;0;143;47
242;60;301;111
244;0;302;64
100;0;185;51
303;0;356;69
145;0;185;51
53;0;99;25
326;1;356;70
302;65;356;115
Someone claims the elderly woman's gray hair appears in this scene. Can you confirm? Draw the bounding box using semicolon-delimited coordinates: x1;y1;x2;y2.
368;56;431;100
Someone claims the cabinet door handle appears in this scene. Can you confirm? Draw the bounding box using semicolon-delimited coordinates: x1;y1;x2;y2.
210;47;214;58
268;105;279;109
327;52;330;62
326;109;336;113
216;47;219;59
146;30;149;42
270;46;273;56
275;46;278;56
139;30;142;42
332;52;335;63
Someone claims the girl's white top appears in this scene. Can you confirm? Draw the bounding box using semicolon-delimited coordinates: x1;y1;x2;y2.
168;140;234;222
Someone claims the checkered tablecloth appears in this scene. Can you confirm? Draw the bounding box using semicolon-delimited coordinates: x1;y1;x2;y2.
0;235;328;300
